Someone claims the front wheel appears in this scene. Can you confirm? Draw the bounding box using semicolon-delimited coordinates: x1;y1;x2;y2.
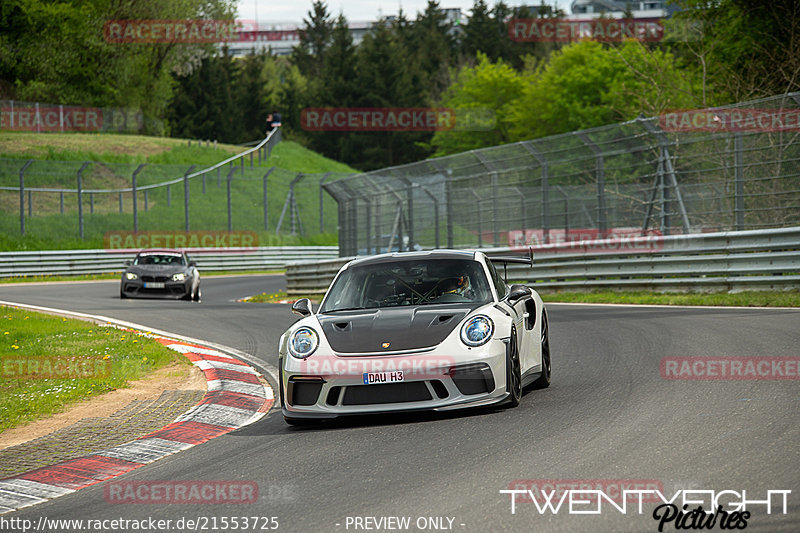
532;311;551;389
506;326;522;407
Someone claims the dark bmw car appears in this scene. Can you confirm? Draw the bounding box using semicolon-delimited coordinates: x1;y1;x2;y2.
120;249;201;301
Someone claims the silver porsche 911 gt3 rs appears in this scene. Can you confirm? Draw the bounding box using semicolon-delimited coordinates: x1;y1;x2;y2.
278;250;551;425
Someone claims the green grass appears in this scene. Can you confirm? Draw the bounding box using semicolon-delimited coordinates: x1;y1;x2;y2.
0;132;356;251
539;290;800;307
241;290;320;303
0;306;190;432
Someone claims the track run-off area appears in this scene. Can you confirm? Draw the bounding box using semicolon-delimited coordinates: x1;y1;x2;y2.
0;275;798;532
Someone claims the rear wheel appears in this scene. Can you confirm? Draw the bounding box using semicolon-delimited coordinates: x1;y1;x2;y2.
506;326;522;407
532;311;551;389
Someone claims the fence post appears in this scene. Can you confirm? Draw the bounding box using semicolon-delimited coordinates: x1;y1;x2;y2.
319;172;332;233
19;159;32;236
77;162;90;239
227;166;236;232
89;192;94;214
184;165;195;232
28;190;32;217
263;168;275;231
240;156;245;177
144;189;149;211
118;192;122;213
522;141;549;243
445;171;454;248
470;190;483;247
420;186;440;248
250;151;253;168
556;186;569;233
202;173;206;195
61;192;65;214
217;167;221;188
734;133;744;230
576;132;607;237
132;164;145;233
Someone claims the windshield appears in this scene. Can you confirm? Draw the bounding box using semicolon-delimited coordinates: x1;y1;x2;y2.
134;254;185;266
319;258;492;313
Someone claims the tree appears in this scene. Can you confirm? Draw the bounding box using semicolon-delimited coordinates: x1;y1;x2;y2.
0;0;235;134
345;20;430;169
506;40;701;141
291;1;333;79
429;53;525;155
668;0;800;102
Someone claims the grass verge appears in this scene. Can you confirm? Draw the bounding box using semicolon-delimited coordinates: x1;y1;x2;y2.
0;269;285;284
241;290;321;304
539;290;800;307
0;306;190;432
242;289;800;307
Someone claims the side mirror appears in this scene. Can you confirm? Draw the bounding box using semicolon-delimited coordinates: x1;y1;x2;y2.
124;259;132;266
291;298;312;317
506;284;532;304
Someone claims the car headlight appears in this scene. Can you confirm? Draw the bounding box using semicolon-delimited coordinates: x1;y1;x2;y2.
125;272;138;280
460;315;494;347
172;273;186;281
288;327;319;359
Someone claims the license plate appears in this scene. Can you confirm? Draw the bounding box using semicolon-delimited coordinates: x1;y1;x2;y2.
363;371;404;385
144;282;165;288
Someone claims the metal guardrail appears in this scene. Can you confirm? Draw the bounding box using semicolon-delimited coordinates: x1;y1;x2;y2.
285;227;800;294
0;246;338;277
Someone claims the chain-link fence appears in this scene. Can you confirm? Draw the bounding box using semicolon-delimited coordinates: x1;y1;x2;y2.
0;130;350;245
324;93;800;256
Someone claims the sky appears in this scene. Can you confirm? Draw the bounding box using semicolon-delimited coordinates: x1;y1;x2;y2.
236;0;572;24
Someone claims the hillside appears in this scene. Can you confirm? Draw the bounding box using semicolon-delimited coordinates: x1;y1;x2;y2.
0;133;355;250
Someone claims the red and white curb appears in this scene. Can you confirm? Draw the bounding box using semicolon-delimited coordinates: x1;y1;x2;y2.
0;328;274;515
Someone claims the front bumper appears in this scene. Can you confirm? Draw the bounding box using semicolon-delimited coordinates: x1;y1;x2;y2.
121;277;192;299
280;340;509;417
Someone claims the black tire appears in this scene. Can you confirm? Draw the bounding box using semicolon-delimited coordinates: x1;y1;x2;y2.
119;290;126;299
192;286;202;302
506;325;522;407
532;311;551;389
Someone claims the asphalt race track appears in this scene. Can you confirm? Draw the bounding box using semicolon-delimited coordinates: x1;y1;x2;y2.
1;275;798;532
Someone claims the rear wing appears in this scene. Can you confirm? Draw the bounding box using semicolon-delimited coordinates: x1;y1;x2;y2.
488;248;534;282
